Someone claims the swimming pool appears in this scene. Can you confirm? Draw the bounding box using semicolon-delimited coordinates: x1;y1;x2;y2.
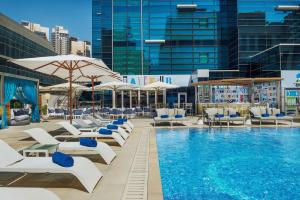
156;128;300;200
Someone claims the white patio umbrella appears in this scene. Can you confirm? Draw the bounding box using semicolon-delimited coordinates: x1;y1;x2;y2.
45;83;89;91
94;81;135;108
134;87;155;108
72;73;122;115
143;81;179;108
45;83;89;109
10;55;115;123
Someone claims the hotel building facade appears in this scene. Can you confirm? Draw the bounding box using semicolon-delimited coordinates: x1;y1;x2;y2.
92;0;300;82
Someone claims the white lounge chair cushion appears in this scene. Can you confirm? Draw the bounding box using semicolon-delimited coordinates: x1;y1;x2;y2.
176;109;186;116
156;109;168;117
250;107;261;117
227;108;237;116
205;108;218;116
168;109;175;116
272;108;281;116
216;108;224;115
260;107;267;115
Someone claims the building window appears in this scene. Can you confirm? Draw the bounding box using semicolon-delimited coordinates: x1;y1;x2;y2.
200;52;209;64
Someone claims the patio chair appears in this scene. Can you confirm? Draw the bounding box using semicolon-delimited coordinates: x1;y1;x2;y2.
154;108;172;126
250;107;277;126
94;113;111;123
134;108;143;116
73;119;98;132
83;109;92;117
56;121;125;146
224;108;246;127
54;108;64;118
109;109;123;119
0;187;60;200
172;109;189;125
86;115;110;127
63;109;70;120
82;119;129;139
143;107;152;117
24;128;116;164
123;108;136;119
73;109;83;119
0;140;102;193
271;108;293;126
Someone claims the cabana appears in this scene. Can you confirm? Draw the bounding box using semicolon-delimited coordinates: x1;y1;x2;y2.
192;77;283;116
0;72;40;129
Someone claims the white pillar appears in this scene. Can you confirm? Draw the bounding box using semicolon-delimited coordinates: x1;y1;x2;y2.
155;90;158;108
112;90;116;108
138;90;141;107
129;90;132;108
146;91;149;107
121;90;124;109
163;90;167;107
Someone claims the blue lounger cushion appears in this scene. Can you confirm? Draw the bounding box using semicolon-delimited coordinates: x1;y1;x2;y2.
161;115;169;118
215;114;224;118
262;114;270;117
276;113;285;117
107;124;118;130
118;118;127;123
175;114;183;118
113;120;123;125
230;114;237;118
52;152;74;167
99;128;113;135
80;138;97;147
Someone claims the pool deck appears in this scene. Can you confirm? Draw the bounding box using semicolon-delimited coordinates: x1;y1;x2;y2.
0;117;299;200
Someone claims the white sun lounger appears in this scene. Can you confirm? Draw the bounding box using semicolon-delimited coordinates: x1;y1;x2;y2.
24;128;116;165
0;140;102;193
94;114;134;132
56;121;125;146
77;119;129;139
0;187;60;200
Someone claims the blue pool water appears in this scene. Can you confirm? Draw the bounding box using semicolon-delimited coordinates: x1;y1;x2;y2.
156;128;300;200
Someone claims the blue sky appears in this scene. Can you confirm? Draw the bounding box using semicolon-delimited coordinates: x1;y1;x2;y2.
0;0;92;41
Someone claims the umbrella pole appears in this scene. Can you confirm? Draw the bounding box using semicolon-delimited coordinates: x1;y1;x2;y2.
92;77;95;117
112;90;116;108
155;90;158;109
69;71;73;124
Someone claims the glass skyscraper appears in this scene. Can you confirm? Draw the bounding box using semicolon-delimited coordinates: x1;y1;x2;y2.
92;0;300;77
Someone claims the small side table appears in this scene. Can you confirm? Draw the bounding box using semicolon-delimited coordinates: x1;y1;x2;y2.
22;144;58;157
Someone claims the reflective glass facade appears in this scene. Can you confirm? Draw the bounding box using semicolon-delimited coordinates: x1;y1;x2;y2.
93;0;300;77
93;0;236;75
237;0;300;71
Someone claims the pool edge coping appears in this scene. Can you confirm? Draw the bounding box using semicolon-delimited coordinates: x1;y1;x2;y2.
148;127;164;200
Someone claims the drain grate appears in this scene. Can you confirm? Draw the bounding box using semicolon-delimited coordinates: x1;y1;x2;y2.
122;130;149;200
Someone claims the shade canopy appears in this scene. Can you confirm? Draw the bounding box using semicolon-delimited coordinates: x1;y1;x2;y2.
10;55;116;123
44;83;89;91
10;55;114;79
94;81;135;91
72;73;122;83
143;81;179;90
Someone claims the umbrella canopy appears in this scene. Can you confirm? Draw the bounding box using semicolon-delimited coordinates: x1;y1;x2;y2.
94;81;135;91
143;81;179;108
10;55;114;79
72;73;122;115
143;81;178;90
10;55;115;123
94;81;135;108
45;83;89;91
72;73;122;83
